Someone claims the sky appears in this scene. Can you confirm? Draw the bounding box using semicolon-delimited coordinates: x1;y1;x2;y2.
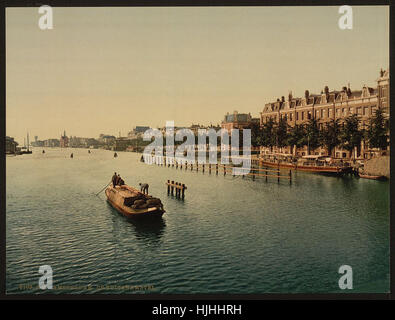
6;6;389;143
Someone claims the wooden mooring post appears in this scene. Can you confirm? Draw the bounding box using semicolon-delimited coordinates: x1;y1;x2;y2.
166;180;187;199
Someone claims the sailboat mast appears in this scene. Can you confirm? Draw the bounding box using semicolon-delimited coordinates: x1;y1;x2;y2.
27;132;30;151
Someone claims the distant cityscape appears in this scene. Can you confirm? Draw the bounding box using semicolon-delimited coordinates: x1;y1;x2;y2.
6;68;389;161
6;123;223;154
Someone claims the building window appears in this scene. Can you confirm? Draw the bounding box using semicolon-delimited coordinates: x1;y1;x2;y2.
316;110;319;118
349;107;353;114
301;112;304;120
308;111;311;120
363;107;369;116
320;109;324;118
336;109;340;117
290;113;293;121
357;107;362;115
296;112;299;120
328;109;332;117
342;108;345;115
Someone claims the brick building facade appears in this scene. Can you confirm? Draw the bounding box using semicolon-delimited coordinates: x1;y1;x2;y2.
259;69;389;158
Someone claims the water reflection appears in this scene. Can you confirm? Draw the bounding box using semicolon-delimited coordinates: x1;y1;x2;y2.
107;202;166;241
7;149;389;293
128;217;166;240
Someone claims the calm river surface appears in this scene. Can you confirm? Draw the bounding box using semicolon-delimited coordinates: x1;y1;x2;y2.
6;148;389;294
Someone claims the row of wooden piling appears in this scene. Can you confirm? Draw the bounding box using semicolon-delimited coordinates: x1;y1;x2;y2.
166;180;187;199
147;155;292;183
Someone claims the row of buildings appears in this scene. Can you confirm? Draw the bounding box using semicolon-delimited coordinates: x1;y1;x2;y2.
32;131;117;149
33;124;223;152
220;69;390;159
21;69;389;160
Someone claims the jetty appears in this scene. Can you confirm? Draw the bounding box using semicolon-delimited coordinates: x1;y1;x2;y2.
142;155;292;183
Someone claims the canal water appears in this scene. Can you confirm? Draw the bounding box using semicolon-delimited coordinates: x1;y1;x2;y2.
6;148;389;294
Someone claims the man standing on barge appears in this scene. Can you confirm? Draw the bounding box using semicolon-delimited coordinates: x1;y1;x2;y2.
112;172;117;187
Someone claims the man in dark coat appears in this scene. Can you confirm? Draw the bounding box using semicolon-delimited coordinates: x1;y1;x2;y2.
112;172;117;187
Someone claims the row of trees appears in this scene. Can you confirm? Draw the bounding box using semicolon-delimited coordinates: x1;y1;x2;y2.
251;108;389;158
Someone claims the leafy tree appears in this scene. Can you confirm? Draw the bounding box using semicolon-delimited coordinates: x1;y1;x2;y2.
319;119;340;157
287;124;306;155
304;118;320;154
276;117;288;148
366;107;389;149
261;118;276;151
339;114;362;159
250;122;263;147
287;124;306;147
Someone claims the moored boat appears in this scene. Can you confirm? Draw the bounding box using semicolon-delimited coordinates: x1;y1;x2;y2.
105;184;165;218
359;173;387;181
261;160;351;175
260;155;352;176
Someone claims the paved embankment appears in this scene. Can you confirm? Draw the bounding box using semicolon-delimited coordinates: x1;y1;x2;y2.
363;156;390;178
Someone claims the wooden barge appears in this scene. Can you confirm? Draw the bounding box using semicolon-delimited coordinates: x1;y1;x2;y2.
105;184;165;218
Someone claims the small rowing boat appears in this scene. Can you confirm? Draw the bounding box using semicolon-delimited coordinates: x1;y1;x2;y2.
105;184;165;218
359;174;387;181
